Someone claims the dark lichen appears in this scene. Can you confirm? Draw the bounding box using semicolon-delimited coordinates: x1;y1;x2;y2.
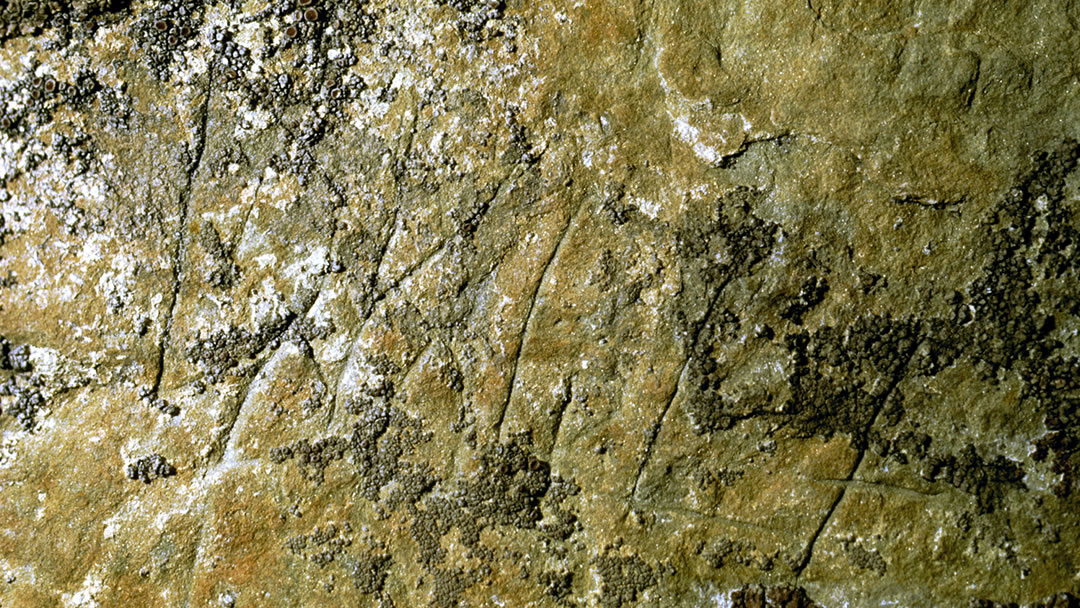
922;444;1024;514
729;584;820;608
133;0;206;80
0;337;31;372
126;453;176;483
538;570;573;602
1;384;44;431
780;276;829;326
593;551;656;608
842;539;887;576
0;0;130;42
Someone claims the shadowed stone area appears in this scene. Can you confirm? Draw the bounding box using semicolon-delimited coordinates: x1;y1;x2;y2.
1;1;1078;606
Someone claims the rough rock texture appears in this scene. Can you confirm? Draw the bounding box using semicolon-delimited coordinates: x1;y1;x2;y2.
1;0;1079;606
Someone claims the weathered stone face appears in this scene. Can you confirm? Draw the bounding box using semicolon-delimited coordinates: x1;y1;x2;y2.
0;1;1078;606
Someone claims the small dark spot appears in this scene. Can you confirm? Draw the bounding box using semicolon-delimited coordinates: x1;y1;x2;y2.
730;584;821;608
126;453;177;484
304;8;319;22
153;398;180;417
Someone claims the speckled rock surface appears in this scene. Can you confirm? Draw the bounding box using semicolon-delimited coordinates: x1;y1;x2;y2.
1;1;1078;606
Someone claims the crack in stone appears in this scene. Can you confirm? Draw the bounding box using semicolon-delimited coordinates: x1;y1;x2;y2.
232;170;263;250
547;376;572;457
791;465;851;577
150;71;214;399
715;133;791;169
792;337;923;576
371;209;402;290
210;164;342;461
629;274;733;502
390;235;450;289
210;273;332;463
808;477;946;499
631;501;784;535
493;194;586;439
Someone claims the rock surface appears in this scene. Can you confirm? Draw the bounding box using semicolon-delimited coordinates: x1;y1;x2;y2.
1;1;1079;606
